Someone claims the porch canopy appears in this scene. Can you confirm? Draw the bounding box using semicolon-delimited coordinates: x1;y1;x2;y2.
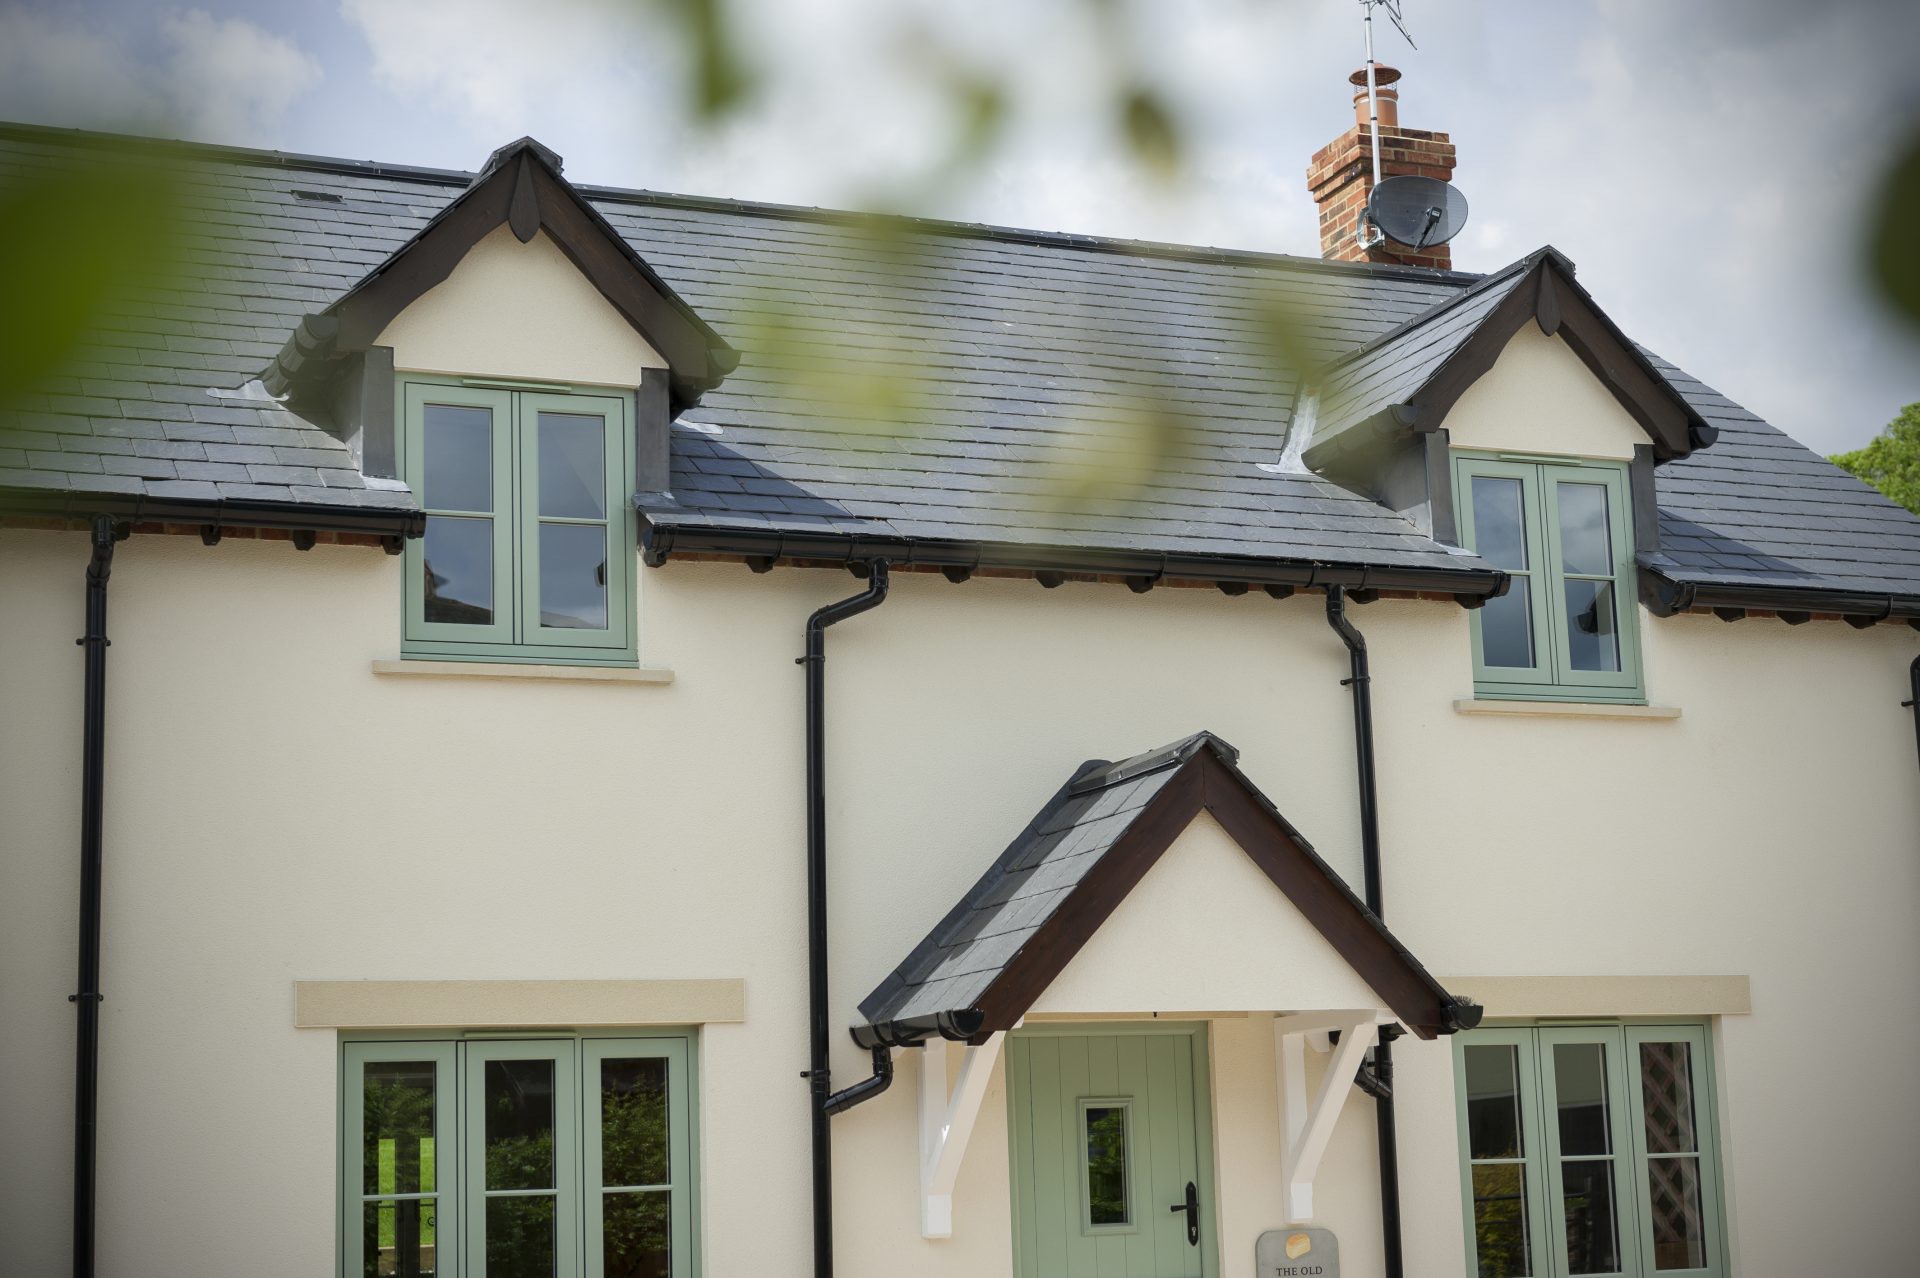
853;731;1478;1049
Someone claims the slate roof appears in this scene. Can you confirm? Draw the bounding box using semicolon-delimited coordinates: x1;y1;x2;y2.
854;731;1470;1044
1312;252;1536;445
4;123;1919;611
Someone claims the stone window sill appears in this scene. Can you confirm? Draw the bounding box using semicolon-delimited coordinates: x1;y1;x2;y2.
372;658;673;685
1453;698;1679;721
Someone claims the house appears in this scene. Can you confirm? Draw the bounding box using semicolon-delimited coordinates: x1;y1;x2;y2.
3;65;1918;1278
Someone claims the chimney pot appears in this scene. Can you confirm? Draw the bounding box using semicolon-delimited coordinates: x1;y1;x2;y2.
1350;64;1401;128
1307;64;1457;269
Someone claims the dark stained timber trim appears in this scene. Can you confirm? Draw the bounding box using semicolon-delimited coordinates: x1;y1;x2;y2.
963;749;1463;1042
642;520;1510;601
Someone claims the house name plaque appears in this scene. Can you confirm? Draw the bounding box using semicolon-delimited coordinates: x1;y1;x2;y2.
1255;1227;1339;1277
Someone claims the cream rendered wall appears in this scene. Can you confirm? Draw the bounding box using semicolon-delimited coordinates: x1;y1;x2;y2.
4;528;1914;1277
1443;323;1644;460
373;223;667;386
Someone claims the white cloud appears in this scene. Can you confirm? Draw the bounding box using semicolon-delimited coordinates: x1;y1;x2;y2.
0;5;320;142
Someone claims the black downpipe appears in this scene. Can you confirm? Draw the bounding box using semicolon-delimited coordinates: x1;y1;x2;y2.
801;561;890;1278
72;515;119;1278
1324;585;1404;1278
1906;656;1920;772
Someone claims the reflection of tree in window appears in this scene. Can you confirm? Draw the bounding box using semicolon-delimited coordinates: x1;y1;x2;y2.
1085;1106;1128;1226
602;1059;672;1278
364;1067;437;1277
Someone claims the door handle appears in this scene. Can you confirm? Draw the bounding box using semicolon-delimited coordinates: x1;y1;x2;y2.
1168;1179;1199;1246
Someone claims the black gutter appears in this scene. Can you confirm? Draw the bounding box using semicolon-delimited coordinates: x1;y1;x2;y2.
1641;566;1920;627
645;521;1508;605
0;487;424;545
71;515;121;1278
1324;584;1404;1278
801;561;891;1278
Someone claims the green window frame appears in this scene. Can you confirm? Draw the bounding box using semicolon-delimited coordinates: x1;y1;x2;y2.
339;1031;698;1278
400;376;638;666
1454;453;1644;703
1453;1023;1728;1278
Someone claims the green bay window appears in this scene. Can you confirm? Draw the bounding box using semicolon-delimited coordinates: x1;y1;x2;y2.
402;378;637;664
1454;1024;1726;1278
1454;454;1643;702
340;1033;696;1278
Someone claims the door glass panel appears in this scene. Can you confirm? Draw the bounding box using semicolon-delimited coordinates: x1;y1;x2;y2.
539;412;607;519
364;1061;437;1196
1463;1045;1525;1159
423;404;493;512
484;1059;556;1191
1560;1161;1620;1274
603;1191;672;1278
484;1195;555;1278
539;523;608;630
1480;584;1536;668
1553;1044;1612;1156
1471;476;1529;569
1639;1043;1698;1155
1646;1157;1708;1270
364;1199;439;1278
423;517;493;625
1471;1163;1533;1277
1557;483;1613;576
1563;580;1620;672
1084;1104;1130;1226
600;1057;670;1188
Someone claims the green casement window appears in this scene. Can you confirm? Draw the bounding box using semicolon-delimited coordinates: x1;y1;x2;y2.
401;378;637;665
1454;454;1643;702
1453;1024;1727;1278
340;1033;697;1278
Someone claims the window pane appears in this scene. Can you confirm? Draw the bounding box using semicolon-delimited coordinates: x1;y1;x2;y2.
484;1059;556;1191
1084;1105;1129;1226
601;1057;670;1188
363;1061;436;1197
1480;581;1536;668
1557;482;1613;576
1471;476;1530;570
540;523;608;630
485;1195;555;1278
1471;1163;1533;1277
364;1199;440;1278
1464;1045;1525;1159
539;412;607;519
1647;1156;1708;1270
1639;1042;1699;1155
1560;1161;1621;1274
603;1191;671;1278
1563;580;1620;672
423;517;493;625
423;404;493;512
1553;1044;1613;1157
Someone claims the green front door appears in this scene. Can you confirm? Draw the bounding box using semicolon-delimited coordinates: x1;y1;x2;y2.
1008;1028;1219;1278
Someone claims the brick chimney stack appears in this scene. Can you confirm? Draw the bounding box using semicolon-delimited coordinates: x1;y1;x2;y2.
1307;65;1458;270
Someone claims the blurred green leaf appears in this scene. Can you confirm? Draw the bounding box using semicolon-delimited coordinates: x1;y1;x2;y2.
0;157;187;400
1867;128;1920;328
1831;401;1920;515
1119;86;1182;182
659;0;754;121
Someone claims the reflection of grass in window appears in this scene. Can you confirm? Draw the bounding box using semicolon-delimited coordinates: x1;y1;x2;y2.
374;1139;437;1248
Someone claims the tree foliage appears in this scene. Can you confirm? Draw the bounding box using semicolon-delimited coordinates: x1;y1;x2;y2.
1830;401;1920;515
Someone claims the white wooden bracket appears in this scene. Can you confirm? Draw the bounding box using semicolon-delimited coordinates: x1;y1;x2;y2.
1275;1009;1393;1223
919;1031;1007;1238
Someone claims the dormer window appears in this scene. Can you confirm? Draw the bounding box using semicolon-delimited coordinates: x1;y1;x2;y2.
1454;453;1644;703
401;377;636;664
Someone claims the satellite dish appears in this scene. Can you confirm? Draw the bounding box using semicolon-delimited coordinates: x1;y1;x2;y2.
1367;174;1469;249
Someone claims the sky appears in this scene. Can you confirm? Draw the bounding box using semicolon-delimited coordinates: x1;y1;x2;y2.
2;0;1917;454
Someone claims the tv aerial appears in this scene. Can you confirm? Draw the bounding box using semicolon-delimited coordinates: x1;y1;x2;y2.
1353;1;1469;251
